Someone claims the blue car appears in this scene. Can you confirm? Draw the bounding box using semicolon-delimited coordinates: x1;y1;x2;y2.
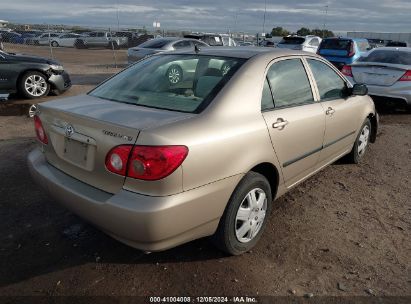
317;38;371;70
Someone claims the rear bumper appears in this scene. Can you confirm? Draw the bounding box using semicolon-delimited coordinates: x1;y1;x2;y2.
48;71;72;93
28;149;241;251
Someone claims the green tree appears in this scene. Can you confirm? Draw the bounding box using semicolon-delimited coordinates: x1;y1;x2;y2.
311;28;335;38
271;27;290;37
296;27;311;36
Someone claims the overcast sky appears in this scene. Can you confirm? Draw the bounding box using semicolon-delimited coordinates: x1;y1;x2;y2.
2;0;410;33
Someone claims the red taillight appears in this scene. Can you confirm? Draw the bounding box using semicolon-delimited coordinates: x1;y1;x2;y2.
105;145;133;176
128;145;188;180
348;42;355;57
399;70;411;81
34;115;48;144
105;145;188;181
341;65;353;77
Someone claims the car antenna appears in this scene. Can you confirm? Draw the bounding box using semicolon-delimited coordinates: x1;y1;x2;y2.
194;44;201;54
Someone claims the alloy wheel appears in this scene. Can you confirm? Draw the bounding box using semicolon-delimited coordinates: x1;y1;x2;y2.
24;75;48;97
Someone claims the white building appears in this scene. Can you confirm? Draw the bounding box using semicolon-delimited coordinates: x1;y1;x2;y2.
347;32;411;43
0;20;9;28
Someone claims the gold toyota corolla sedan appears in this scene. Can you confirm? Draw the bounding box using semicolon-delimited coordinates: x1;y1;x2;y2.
28;48;378;255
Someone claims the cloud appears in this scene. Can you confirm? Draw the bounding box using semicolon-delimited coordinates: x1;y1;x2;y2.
1;0;410;33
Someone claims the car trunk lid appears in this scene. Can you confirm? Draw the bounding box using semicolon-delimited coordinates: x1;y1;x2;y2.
38;94;194;194
352;63;408;86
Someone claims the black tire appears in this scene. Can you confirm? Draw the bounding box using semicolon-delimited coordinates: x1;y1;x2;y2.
75;39;86;49
345;118;371;164
18;71;50;99
166;65;183;85
212;172;273;255
51;41;59;47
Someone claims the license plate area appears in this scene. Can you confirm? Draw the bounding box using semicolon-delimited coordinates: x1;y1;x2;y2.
63;137;89;167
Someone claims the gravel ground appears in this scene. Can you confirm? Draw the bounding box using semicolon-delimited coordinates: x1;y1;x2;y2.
0;111;410;297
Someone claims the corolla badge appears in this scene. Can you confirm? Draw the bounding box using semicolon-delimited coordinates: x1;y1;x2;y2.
65;124;75;137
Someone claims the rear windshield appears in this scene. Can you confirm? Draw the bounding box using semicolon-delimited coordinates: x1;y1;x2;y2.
139;39;171;49
358;50;411;65
320;39;351;50
279;37;305;45
89;54;245;113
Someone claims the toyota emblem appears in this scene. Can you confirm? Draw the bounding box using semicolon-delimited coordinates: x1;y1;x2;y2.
65;124;75;137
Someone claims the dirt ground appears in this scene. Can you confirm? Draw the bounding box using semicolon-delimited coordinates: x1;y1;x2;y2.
0;109;410;298
0;44;410;299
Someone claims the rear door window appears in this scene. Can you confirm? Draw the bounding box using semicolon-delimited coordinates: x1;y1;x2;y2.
267;59;314;108
307;59;347;101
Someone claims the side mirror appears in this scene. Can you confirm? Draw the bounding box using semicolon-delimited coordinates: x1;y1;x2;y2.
352;84;368;96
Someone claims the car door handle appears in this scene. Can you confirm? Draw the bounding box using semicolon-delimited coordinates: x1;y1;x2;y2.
326;107;335;115
272;118;288;130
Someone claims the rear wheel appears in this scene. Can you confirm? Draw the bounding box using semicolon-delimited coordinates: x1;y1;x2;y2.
19;71;50;99
346;118;371;164
51;41;59;47
212;172;272;255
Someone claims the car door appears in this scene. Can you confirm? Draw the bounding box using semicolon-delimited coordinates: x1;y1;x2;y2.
0;53;15;93
305;58;360;165
261;57;326;188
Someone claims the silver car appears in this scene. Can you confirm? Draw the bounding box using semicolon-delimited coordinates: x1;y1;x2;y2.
343;47;411;109
127;37;209;64
276;35;322;53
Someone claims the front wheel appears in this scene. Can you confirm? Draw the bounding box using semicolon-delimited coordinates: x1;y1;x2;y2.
19;71;50;99
51;41;59;47
346;118;371;164
212;172;272;255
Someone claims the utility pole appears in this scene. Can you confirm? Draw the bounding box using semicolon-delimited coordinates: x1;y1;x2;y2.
262;0;267;34
323;5;328;38
116;0;120;31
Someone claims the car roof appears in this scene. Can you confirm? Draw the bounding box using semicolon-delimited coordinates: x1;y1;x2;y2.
166;46;316;59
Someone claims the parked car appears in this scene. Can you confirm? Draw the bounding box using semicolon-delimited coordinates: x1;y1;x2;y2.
221;35;237;47
112;31;141;48
127;37;208;64
0;50;71;98
184;33;224;46
10;32;37;44
386;41;410;47
50;33;85;47
317;37;371;70
343;47;411;110
276;35;322;53
1;31;21;43
30;33;62;45
74;31;128;49
259;39;276;47
368;39;385;48
28;48;378;255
